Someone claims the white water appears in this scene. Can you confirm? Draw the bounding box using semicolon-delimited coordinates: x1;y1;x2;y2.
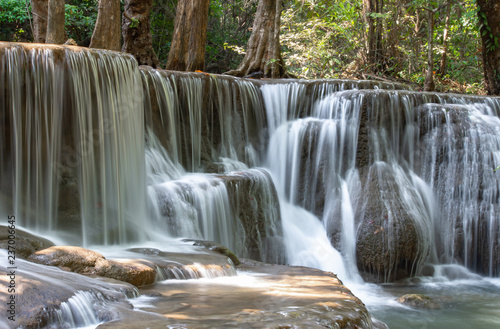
2;44;500;328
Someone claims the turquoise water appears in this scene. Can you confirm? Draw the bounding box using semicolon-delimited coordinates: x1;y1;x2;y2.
365;278;500;329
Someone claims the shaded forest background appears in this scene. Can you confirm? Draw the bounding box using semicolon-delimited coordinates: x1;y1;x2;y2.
0;0;487;93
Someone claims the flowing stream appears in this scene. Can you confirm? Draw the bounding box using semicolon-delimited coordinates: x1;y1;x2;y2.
1;43;499;328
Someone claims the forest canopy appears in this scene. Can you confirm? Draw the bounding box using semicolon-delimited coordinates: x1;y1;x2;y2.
0;0;490;94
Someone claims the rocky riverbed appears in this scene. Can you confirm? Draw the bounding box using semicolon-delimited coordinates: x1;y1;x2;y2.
0;225;382;328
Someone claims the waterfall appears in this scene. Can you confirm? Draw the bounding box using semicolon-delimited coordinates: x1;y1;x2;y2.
261;86;500;281
1;42;499;285
0;43;147;246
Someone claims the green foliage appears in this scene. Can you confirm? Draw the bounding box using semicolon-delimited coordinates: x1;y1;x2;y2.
280;0;485;93
0;0;31;41
281;0;364;79
151;0;177;65
0;0;490;92
65;0;98;46
205;0;256;72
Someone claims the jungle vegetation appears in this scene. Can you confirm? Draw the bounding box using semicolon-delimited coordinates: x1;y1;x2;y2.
0;0;495;94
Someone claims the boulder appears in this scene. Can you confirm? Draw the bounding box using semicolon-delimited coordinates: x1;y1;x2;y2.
356;162;431;283
217;169;286;264
28;246;156;287
27;246;104;272
0;255;134;329
94;259;156;287
397;294;441;310
0;225;55;259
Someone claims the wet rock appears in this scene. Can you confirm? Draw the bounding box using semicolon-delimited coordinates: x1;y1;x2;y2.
397;294;441;310
217;169;286;264
416;103;500;276
372;318;390;329
28;246;156;287
183;239;240;266
94;259;156;287
126;247;237;280
0;256;134;329
0;225;55;259
28;246;105;272
99;263;374;329
356;162;431;283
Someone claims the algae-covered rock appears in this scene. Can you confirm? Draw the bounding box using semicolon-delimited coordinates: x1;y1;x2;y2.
356;162;431;283
183;239;240;266
397;294;441;310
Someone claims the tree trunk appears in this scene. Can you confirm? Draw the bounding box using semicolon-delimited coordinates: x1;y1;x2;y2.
46;0;66;44
477;0;500;95
363;0;384;72
31;0;48;43
424;9;435;92
166;0;210;71
225;0;285;78
438;3;452;77
122;0;159;68
90;0;121;51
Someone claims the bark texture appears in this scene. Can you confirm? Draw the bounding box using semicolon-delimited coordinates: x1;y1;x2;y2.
46;0;66;44
31;0;48;43
90;0;121;51
166;0;210;71
438;3;452;77
122;0;159;68
424;10;435;92
363;0;384;72
225;0;285;78
477;0;500;95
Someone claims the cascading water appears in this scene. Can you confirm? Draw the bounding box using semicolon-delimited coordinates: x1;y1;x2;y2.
2;42;500;329
1;44;147;246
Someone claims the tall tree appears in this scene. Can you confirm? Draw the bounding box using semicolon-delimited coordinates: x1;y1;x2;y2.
46;0;66;44
225;0;285;78
90;0;121;51
423;7;438;91
363;0;384;72
122;0;159;67
31;0;48;43
166;0;210;71
438;3;452;77
476;0;500;95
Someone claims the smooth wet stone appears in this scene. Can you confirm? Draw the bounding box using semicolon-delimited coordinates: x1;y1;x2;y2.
28;246;156;287
126;247;237;279
397;294;441;310
182;239;241;265
0;255;135;329
98;262;374;328
94;259;157;287
0;225;55;259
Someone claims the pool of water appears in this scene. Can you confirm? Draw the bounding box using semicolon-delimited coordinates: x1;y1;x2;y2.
354;277;500;329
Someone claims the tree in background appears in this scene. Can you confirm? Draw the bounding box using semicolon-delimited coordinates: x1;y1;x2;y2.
363;0;384;72
46;0;66;43
226;0;285;78
166;0;210;71
476;0;500;95
31;0;48;43
122;0;159;67
90;0;121;50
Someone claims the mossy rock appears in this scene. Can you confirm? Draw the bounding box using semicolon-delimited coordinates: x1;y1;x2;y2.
183;239;241;266
397;294;441;310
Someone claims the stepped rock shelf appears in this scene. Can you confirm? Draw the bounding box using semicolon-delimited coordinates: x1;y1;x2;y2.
0;226;374;329
1;42;500;328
